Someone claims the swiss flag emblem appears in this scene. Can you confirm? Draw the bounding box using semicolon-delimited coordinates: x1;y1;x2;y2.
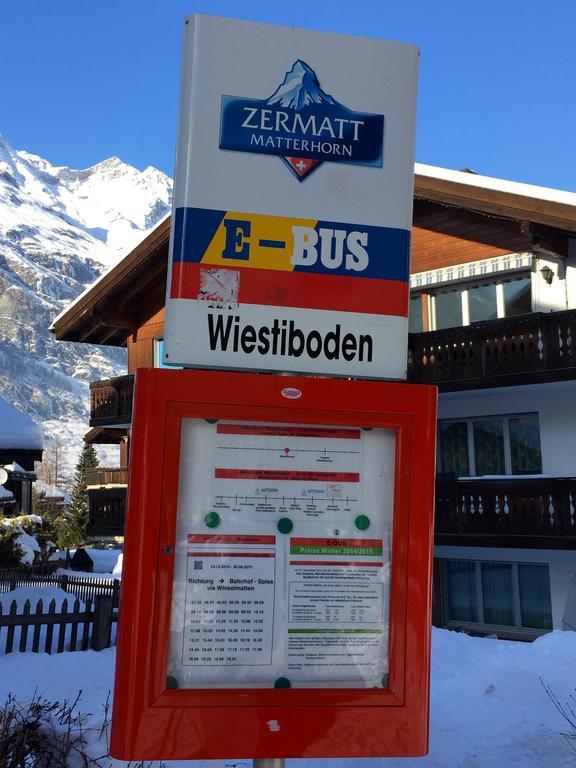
283;156;320;180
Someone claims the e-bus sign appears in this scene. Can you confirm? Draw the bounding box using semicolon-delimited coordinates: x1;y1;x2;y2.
164;16;419;378
110;369;437;761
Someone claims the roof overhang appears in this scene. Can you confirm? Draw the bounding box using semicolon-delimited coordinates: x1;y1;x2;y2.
51;166;576;346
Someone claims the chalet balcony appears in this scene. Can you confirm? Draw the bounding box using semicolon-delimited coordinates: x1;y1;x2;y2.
90;375;134;427
409;308;576;391
86;467;128;488
88;310;576;427
435;477;576;548
87;486;126;538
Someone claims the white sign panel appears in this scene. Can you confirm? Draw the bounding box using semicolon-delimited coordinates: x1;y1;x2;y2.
164;15;419;379
167;419;395;689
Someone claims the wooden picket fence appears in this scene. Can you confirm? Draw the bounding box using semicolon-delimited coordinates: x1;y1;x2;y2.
0;570;121;610
0;569;121;654
0;594;117;654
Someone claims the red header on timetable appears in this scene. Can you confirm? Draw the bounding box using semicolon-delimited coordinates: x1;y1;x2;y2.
217;424;361;439
291;537;382;548
187;534;276;545
214;468;360;482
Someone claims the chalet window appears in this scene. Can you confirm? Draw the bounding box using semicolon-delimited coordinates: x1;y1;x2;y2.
437;414;542;476
415;274;532;331
434;288;463;329
408;295;423;332
153;339;182;370
441;559;552;634
503;276;531;316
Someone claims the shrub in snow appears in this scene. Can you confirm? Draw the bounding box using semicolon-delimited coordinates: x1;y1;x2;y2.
0;692;97;767
0;529;24;568
542;680;576;754
0;515;45;566
0;690;167;767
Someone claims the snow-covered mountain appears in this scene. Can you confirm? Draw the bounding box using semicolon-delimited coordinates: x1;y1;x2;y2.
0;134;172;484
267;60;336;110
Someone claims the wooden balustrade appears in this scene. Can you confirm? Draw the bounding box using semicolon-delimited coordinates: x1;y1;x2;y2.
87;311;576;425
90;374;134;427
87;488;126;537
85;467;128;487
409;308;576;390
435;477;576;547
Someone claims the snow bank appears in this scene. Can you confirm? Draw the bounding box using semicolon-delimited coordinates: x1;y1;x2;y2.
112;553;122;578
51;548;123;575
0;627;574;766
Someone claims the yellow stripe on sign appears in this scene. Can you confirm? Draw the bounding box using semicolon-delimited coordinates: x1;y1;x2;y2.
200;211;318;271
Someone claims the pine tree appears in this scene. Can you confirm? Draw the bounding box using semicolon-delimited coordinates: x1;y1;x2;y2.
66;443;99;547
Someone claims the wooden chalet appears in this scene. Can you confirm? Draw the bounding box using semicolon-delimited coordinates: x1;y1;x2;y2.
52;164;576;638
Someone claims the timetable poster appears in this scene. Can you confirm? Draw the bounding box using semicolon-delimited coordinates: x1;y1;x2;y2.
167;420;395;689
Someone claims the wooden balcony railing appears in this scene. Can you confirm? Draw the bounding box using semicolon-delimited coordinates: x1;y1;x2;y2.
87;487;126;538
435;477;576;547
84;475;576;545
409;308;576;390
85;467;128;487
88;310;576;426
90;375;134;427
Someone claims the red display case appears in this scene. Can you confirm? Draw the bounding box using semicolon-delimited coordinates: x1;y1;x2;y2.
110;369;437;760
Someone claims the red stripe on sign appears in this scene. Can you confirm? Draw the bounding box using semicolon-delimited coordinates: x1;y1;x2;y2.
216;424;361;439
187;534;276;545
290;561;384;567
215;469;360;482
291;538;382;547
170;262;408;317
187;551;275;558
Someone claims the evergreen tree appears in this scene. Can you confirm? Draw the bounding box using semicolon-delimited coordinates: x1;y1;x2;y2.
67;443;99;547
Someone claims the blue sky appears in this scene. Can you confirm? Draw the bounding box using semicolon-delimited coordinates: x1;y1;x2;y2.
2;0;575;191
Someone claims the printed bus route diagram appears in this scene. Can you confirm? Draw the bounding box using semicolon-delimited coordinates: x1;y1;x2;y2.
211;422;363;521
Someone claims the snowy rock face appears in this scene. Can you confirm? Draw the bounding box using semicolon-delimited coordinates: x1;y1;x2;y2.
0;134;173;481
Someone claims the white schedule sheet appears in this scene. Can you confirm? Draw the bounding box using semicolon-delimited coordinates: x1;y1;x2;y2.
167;419;395;688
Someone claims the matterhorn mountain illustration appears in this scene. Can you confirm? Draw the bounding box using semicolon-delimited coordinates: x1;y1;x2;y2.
220;59;384;181
0;134;172;479
267;60;336;110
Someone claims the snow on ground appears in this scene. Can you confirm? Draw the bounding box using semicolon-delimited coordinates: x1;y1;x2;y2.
51;548;122;575
0;626;575;767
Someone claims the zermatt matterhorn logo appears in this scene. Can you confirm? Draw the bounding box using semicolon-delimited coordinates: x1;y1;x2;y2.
219;60;384;180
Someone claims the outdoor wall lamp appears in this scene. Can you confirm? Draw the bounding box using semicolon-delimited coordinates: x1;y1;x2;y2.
540;265;554;284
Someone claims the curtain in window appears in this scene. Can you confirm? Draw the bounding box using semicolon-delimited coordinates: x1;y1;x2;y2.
409;295;423;332
518;564;553;629
473;419;505;475
504;277;532;317
438;422;469;477
509;416;542;474
446;561;478;622
435;290;462;329
481;562;514;625
469;283;498;323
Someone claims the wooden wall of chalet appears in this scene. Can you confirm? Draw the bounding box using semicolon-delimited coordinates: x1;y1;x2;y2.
412;201;533;272
127;307;165;372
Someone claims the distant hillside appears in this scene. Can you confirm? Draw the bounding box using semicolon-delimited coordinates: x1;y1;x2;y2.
0;134;173;483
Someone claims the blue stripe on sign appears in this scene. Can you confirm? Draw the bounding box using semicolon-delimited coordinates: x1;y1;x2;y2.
171;207;226;264
292;220;410;282
171;207;410;283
